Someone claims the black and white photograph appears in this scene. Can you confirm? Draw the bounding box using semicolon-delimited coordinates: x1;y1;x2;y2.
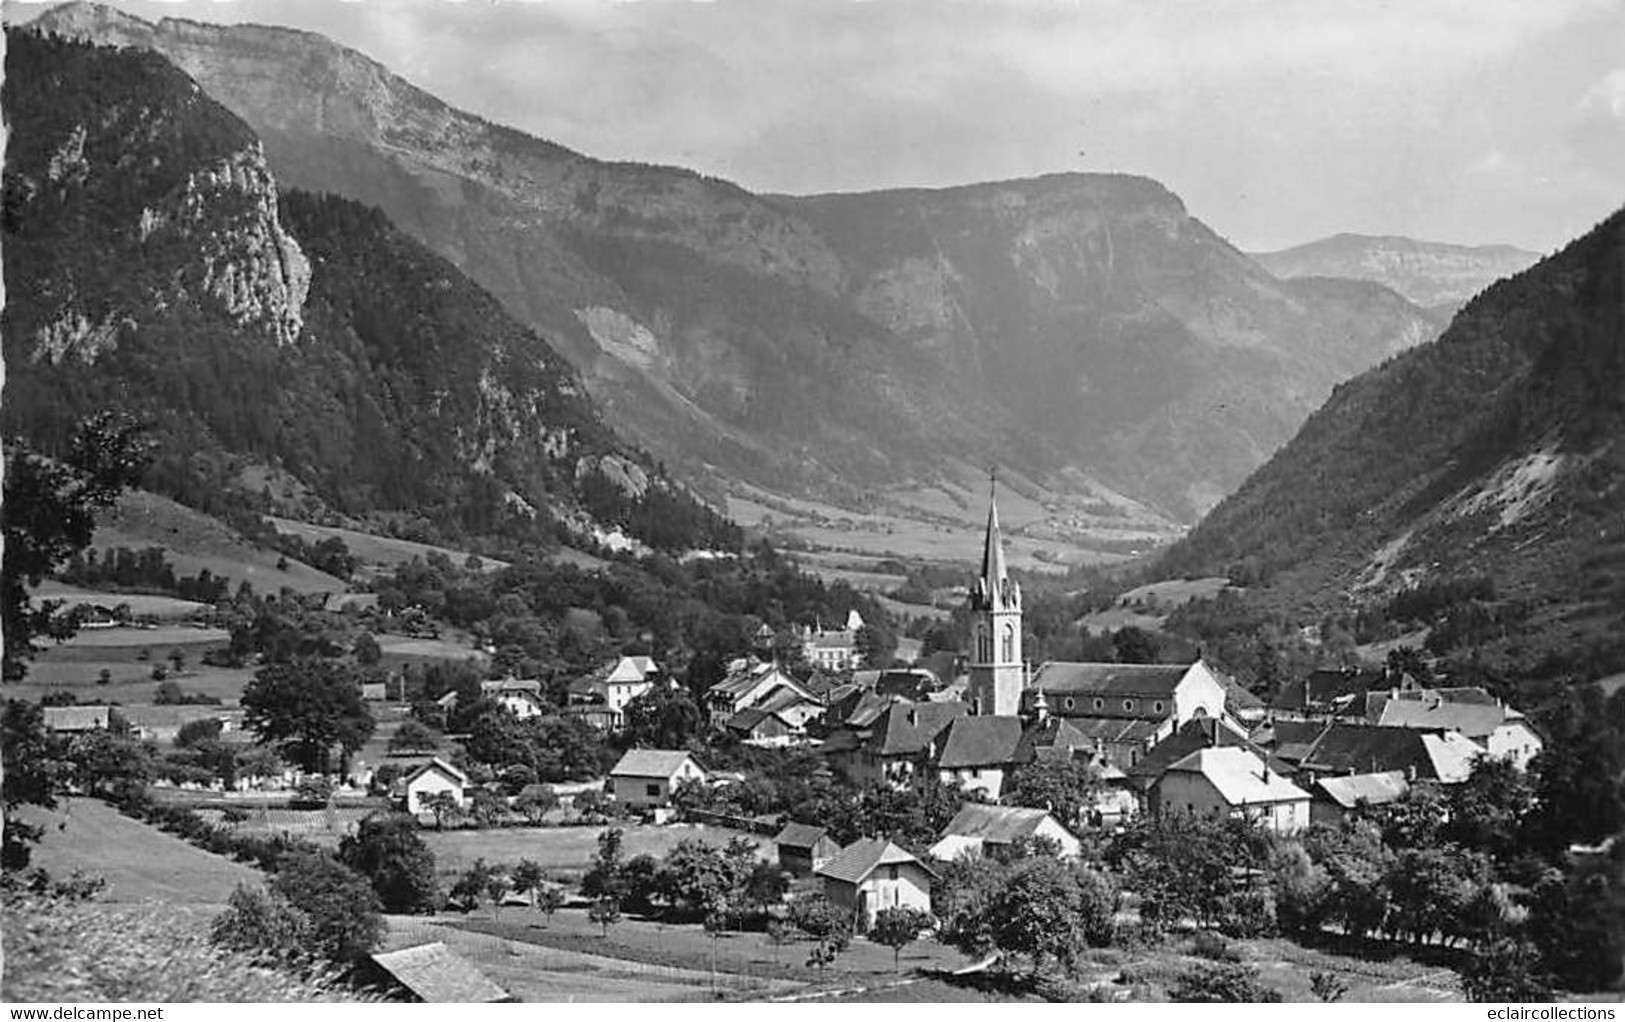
2;0;1623;1005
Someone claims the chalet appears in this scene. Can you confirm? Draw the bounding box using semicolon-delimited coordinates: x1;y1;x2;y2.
566;656;663;730
706;661;817;727
607;749;706;808
1295;722;1481;784
815;838;934;931
368;943;511;1003
42;706;113;734
723;706;798;743
480;678;546;720
402;758;468;815
1310;770;1410;826
1149;746;1311;834
929;803;1081;862
1364;687;1544;770
775;822;841;875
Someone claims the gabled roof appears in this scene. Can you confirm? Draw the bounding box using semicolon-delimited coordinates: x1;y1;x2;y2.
816;838;933;884
800;670;842;700
370;942;511;1003
1365;687;1527;740
936;715;1025;769
43;706;113;732
775;822;833;850
1250;718;1330;749
725;706;795;735
844;691;900;729
709;662;807;701
481;677;542;695
606;656;660;684
1126;717;1266;784
610;748;701;779
807;630;856;650
1161;746;1308;806
1299;723;1480;782
1061;716;1162;745
1273;666;1406;713
1031;662;1194;700
867;700;967;756
757;685;821;715
938;803;1056;844
1012;716;1092;762
876;669;935;699
1213;670;1266;712
1315;771;1410;809
403;757;469;787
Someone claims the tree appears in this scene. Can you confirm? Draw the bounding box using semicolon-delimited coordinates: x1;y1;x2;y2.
387;719;439;755
1309;970;1348;1003
269;851;383;967
789;892;852;976
588;894;622;937
582;827;627;901
1170;962;1282;1002
175;717;223;748
621;685;705;749
449;859;497;913
422;791;460;831
1005;758;1100;829
484;870;512;919
511;859;547;909
337;814;439;914
1111;626;1158;664
855;623;897;669
3;413;149;681
2;701;69;868
870;906;932;973
209;884;314;970
536;885;566;923
353;632;382;666
984;857;1117;975
514;784;558;824
240;659;375;773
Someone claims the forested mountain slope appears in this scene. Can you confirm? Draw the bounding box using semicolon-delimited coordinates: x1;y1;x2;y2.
2;30;737;553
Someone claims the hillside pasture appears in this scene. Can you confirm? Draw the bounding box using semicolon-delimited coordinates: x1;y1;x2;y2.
10;660;253;706
377;635;488;664
32;581;208;620
20;798;263;909
266;516;510;574
96;490;344;595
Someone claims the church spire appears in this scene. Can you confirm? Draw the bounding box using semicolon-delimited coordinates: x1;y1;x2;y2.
980;468;1007;592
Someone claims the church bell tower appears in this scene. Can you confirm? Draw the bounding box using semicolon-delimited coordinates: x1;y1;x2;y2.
968;473;1023;716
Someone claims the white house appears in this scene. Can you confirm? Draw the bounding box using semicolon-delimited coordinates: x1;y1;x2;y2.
929;803;1081;861
705;661;816;727
403;758;468;815
815;838;934;932
1149;746;1310;834
1367;687;1544;771
566;656;663;730
608;749;707;808
480;678;546;720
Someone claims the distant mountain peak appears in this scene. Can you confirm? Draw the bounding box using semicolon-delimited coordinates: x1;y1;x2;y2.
1252;232;1540;312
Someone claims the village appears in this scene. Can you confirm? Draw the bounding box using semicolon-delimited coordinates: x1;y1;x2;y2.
13;485;1584;1004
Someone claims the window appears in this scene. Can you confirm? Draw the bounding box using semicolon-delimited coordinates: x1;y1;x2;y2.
888;866;898;881
1123;699;1135;712
1064;697;1075;710
1001;624;1014;662
1153;701;1165;713
1093;698;1104;710
646;783;661;797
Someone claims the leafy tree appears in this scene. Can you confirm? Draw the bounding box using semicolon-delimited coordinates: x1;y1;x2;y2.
582;828;627;901
511;859;547;909
1111;626;1158;664
656;838;744;915
175;718;223;748
984;857;1117;975
1309;970;1349;1003
621;685;704;749
240;659;375;773
353;632;382;666
2;701;68;868
536;885;566;923
269;851;383;967
3;413;149;681
337;814;439;914
855;623;897;668
484;870;512;919
209;884;315;970
422;791;460;831
588;894;622;937
870;906;932;973
387;719;439;755
742;860;790;916
66;729;152;799
449;859;498;913
1005;758;1100;829
1462;938;1553;1002
514;784;558;823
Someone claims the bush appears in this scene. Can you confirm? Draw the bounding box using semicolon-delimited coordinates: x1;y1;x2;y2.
1188;931;1240;962
1169;962;1282;1003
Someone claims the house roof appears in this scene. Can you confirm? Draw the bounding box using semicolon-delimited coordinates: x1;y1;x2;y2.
807;630;856;651
938;803;1057;844
1315;771;1410;809
1365;687;1525;739
757;685;820;716
775;822;832;850
481;678;542;695
403;757;468;787
434;691;460;709
370;943;510;1003
725;707;792;735
606;655;660;683
1161;746;1308;806
1012;716;1092;762
1060;715;1163;745
816;838;933;884
1299;723;1480;782
876;669;935;699
1213;670;1266;712
1030;662;1193;699
610;749;701;778
936;715;1026;769
1250;718;1330;749
43;706;112;732
362;683;389;701
709;662;805;701
1273;666;1415;714
867;701;967;756
845;691;900;729
1126;717;1265;784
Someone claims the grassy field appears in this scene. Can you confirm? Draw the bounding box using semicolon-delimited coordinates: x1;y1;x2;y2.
33;581;209;620
266;516;511;574
97;490;345;595
48;624;230;650
421;824;769;881
20;798;264;909
11;659;253;705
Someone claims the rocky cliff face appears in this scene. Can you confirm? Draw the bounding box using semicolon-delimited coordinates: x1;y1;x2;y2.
33;2;1439;537
1251;233;1541;314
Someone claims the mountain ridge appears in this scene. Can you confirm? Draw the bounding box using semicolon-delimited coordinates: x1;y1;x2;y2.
1251;231;1541;313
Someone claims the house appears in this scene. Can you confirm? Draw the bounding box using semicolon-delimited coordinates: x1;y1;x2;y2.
42;706;113;734
803;627;860;671
705;661;817;726
1023;660;1233;771
607;749;706;808
1364;687;1544;770
929;803;1081;862
1149;746;1311;834
1271;665;1419;719
815;838;935;931
1310;771;1411;826
831;700;967;787
1295;722;1481;783
1214;670;1268;724
723;706;798;743
480;677;546;720
1124;717;1271;797
402;758;468;815
775;822;841;875
361;682;389;702
565;656;663;730
934;715;1026;798
368;943;511;1003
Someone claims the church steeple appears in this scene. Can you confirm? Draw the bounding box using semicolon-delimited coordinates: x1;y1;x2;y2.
968;470;1023;716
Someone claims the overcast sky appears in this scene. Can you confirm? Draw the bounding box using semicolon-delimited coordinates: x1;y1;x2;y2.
11;0;1624;251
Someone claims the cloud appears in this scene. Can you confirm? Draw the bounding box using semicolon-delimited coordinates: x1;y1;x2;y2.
1580;68;1625;120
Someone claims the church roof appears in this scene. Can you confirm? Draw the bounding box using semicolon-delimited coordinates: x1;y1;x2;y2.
1031;662;1192;702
